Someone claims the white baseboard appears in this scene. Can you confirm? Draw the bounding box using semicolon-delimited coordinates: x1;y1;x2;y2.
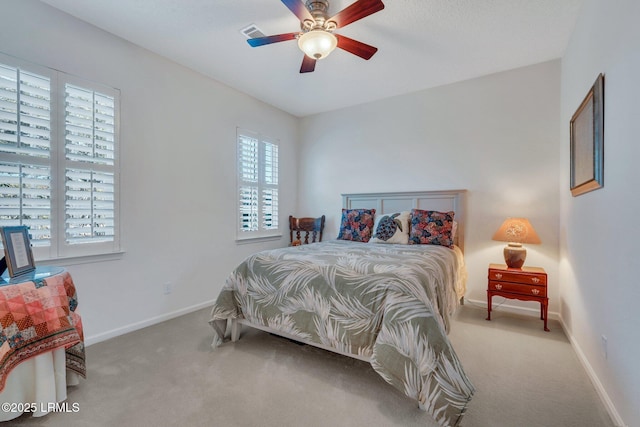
465;297;626;427
84;299;216;347
558;317;627;427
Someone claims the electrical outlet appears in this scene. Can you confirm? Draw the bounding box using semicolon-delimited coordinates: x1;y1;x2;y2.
163;282;172;295
601;335;607;360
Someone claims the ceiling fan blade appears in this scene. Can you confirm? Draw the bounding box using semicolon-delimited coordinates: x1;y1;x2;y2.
300;55;317;73
335;34;378;60
281;0;314;23
328;0;384;28
247;32;299;47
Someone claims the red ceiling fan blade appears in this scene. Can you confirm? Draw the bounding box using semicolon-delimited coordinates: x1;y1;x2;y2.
328;0;384;28
247;32;299;47
335;34;378;60
300;55;317;73
281;0;314;23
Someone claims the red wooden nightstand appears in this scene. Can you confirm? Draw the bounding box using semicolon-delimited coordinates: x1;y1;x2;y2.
486;263;549;331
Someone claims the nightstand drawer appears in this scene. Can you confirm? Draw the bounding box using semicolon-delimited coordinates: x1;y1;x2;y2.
489;280;547;297
487;263;549;331
488;270;547;285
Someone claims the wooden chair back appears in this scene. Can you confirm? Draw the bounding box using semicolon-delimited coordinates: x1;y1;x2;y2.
289;215;325;245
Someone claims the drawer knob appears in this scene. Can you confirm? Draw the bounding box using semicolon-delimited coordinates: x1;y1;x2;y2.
495;284;502;290
532;289;540;295
531;277;540;284
495;273;503;279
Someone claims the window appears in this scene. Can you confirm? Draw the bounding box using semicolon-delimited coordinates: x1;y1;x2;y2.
0;53;120;260
237;128;279;240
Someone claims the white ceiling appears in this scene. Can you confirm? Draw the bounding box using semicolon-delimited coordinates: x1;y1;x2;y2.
38;0;584;117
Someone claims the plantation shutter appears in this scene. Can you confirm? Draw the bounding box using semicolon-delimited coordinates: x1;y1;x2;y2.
238;135;259;232
64;84;116;245
0;53;120;259
0;63;52;246
237;129;279;239
262;141;278;230
0;65;51;157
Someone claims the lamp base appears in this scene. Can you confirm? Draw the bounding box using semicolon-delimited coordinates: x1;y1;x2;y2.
504;243;527;269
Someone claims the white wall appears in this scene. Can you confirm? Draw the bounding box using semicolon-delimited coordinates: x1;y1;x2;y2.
299;60;562;314
0;0;299;343
560;0;640;425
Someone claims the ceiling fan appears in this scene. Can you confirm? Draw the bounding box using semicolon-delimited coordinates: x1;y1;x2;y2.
247;0;385;73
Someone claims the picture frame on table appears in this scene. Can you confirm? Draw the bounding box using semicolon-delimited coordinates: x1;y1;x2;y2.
570;73;604;197
0;226;36;278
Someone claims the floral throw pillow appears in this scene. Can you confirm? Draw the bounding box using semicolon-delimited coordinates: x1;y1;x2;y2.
409;209;455;247
369;211;410;244
337;208;376;243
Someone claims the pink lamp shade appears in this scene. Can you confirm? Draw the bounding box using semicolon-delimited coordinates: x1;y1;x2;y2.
492;218;541;269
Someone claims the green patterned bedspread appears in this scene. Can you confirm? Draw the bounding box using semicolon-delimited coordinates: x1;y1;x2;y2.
209;240;474;426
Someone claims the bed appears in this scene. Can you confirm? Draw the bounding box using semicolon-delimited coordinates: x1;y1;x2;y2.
209;190;474;427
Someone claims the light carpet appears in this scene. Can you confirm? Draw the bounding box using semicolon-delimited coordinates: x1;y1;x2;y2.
10;304;614;426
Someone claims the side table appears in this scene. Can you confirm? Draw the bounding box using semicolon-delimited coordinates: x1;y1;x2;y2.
486;263;549;331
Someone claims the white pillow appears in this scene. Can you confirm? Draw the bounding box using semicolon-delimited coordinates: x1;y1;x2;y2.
369;211;410;244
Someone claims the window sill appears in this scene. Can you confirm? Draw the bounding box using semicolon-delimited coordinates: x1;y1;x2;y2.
37;251;125;267
236;234;282;245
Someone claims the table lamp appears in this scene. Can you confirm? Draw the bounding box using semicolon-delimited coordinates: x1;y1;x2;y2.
492;218;541;269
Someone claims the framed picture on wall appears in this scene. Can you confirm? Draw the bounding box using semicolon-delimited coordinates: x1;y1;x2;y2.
0;226;36;278
570;73;604;197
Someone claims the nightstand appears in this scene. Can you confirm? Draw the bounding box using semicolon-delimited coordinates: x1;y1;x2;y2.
486;263;549;331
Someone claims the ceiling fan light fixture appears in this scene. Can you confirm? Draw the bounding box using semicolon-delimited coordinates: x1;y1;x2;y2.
297;30;337;60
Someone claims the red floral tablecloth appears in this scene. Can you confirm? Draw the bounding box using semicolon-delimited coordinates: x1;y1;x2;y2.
0;270;85;392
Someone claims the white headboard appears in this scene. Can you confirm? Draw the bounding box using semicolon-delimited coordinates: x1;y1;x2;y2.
342;190;467;251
